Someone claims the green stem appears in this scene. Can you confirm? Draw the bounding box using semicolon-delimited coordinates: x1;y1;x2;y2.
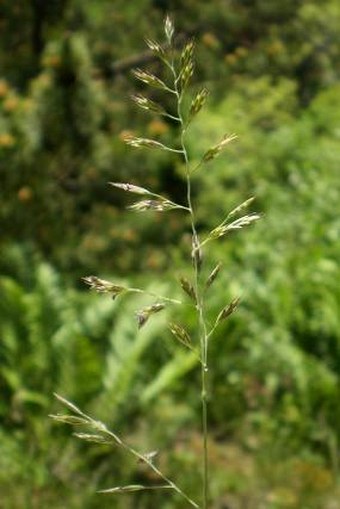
172;63;209;509
201;361;209;507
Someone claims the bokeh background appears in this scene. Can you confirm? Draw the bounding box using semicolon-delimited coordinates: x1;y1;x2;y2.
1;1;340;508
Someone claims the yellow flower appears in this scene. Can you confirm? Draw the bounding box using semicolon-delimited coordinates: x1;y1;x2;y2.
202;32;219;49
3;96;19;112
118;129;135;142
235;46;248;58
42;55;61;68
0;133;15;147
0;79;9;98
18;187;33;202
147;119;168;136
224;54;237;66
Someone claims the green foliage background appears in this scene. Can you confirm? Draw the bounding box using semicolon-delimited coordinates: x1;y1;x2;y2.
1;1;340;507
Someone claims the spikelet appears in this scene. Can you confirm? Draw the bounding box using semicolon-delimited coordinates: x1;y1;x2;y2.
169;322;192;348
123;134;166;150
189;87;209;120
164;15;174;43
128;199;178;212
205;262;222;290
227;197;256;220
49;414;89;426
178;60;194;91
202;133;237;162
191;232;203;272
208;213;261;240
180;40;195;69
109;182;152;195
216;297;241;324
133;69;168;91
144;38;166;59
74;433;112;445
179;276;196;302
136;303;165;329
131;94;166;115
98;484;171;494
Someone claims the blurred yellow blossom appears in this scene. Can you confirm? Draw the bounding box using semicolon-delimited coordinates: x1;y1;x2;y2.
118;129;135;142
18;187;33;202
3;96;19;112
0;79;9;98
224;53;237;65
0;133;15;147
202;32;219;49
235;46;248;58
147;118;168;136
42;55;61;68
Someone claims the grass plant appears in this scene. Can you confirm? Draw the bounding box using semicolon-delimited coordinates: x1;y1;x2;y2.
50;16;260;508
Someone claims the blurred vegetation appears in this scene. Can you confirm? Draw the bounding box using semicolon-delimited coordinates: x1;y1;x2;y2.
1;0;340;507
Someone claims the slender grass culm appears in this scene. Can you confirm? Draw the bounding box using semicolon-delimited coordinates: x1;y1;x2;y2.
50;16;261;508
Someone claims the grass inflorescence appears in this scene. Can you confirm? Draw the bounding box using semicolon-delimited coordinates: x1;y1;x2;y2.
50;15;260;508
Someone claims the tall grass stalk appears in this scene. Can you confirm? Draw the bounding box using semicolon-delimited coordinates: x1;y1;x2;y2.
50;16;260;508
